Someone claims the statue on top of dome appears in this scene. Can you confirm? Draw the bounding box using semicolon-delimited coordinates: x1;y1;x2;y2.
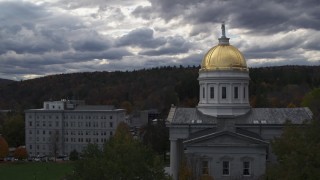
221;22;226;38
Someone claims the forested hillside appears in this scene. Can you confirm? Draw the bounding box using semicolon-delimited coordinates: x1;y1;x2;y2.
0;65;320;116
0;78;15;86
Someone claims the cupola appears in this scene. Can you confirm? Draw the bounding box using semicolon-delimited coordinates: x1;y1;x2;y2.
197;23;251;117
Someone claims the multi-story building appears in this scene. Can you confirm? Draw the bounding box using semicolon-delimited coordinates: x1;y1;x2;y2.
25;100;125;157
129;109;161;128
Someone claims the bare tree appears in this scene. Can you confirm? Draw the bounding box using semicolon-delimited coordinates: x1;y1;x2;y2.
50;130;59;161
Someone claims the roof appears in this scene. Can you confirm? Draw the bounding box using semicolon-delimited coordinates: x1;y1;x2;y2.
25;105;124;112
168;107;313;125
184;130;268;146
75;105;115;110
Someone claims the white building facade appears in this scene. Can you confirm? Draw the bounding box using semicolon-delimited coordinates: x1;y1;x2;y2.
25;100;125;157
167;24;313;180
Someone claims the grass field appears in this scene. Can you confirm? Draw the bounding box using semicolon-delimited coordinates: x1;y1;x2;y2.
0;162;74;180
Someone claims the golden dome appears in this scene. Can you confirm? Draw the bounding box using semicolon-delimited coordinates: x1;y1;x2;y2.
201;44;247;71
200;23;248;71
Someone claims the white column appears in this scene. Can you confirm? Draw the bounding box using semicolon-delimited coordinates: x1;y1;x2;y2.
170;139;178;180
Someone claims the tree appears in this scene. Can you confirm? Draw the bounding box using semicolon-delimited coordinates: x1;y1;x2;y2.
266;119;320;179
0;135;9;159
68;122;169;180
50;131;60;161
2;112;25;147
301;88;320;118
69;149;79;161
71;144;104;180
121;101;133;114
14;146;28;160
142;120;169;161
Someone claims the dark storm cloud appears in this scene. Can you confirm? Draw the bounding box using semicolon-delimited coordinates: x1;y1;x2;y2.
139;36;191;56
0;27;70;55
1;0;319;80
61;48;132;62
0;1;131;80
72;35;112;52
116;28;166;48
134;0;320;34
0;1;93;56
0;1;48;23
0;2;71;54
56;0;137;9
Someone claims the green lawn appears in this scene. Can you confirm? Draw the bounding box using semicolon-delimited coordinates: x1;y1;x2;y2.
0;162;74;180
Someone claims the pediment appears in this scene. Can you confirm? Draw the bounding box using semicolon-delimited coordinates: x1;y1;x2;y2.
184;131;268;147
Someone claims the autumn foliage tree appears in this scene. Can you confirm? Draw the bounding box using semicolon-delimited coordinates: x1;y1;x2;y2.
14;146;28;160
0;135;9;159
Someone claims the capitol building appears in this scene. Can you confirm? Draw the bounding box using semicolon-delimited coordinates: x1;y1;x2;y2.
167;24;312;180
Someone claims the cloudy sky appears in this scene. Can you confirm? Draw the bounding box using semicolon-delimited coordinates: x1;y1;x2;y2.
0;0;319;80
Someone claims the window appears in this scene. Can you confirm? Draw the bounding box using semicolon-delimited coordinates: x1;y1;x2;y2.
110;116;113;120
243;87;246;99
56;121;59;127
43;130;45;135
234;86;239;99
222;161;229;175
243;161;250;176
29;121;32;126
202;161;209;175
222;87;227;99
202;87;205;99
210;87;214;99
43;121;46;127
110;122;113;128
110;131;113;136
30;145;32;149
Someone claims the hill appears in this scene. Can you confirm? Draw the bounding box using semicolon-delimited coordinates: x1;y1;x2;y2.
0;65;320;116
0;78;15;85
